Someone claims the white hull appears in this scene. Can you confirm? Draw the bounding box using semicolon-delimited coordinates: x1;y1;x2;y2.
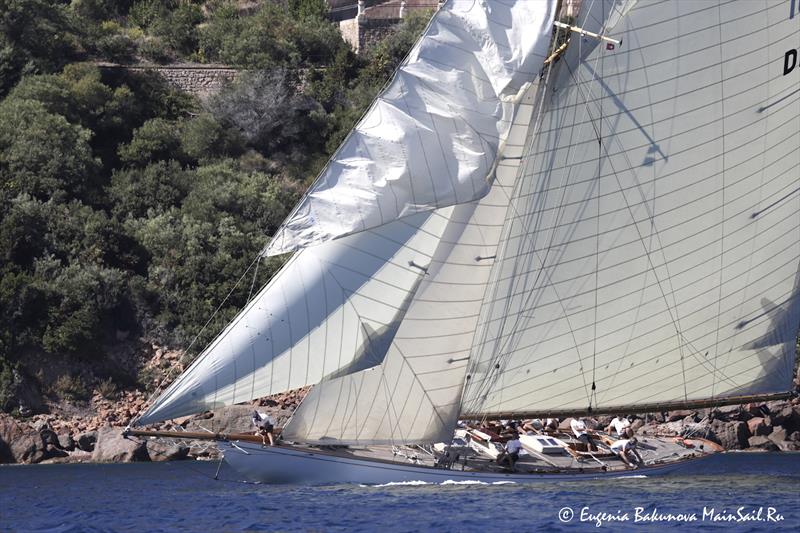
223;441;704;485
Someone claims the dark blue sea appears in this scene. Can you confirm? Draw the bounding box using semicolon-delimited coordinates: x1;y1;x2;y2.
1;453;798;532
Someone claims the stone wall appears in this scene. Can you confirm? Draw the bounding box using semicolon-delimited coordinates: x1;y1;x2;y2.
339;17;401;54
339;18;360;51
98;63;239;99
358;17;401;52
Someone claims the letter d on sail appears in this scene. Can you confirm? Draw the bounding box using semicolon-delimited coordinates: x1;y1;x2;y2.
785;49;798;75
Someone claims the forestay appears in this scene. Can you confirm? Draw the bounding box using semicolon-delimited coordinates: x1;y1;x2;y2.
462;0;800;416
265;0;557;256
281;81;543;445
135;211;450;426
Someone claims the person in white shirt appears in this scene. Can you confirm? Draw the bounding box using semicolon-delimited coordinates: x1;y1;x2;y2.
607;415;633;438
570;418;597;451
251;410;275;446
497;433;522;471
610;437;643;468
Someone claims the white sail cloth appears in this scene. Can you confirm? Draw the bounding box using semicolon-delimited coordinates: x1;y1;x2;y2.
462;0;800;416
281;83;535;443
265;0;557;256
135;211;450;426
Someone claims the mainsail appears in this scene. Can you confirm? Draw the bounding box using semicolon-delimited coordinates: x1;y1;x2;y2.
265;0;557;256
461;0;800;417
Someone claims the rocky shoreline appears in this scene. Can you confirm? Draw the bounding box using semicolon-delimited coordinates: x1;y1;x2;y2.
2;344;798;465
2;391;798;465
0;386;308;465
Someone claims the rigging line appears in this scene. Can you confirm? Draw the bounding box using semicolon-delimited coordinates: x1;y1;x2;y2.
479;224;800;360
247;255;261;302
133;247;266;425
711;0;727;400
466;0;609;410
562;57;706;398
500;142;800;252
612;6;688;399
590;0;607;410
493;166;800;295
464;13;595;411
484;256;800;395
464;30;591;413
723;0;775;375
461;76;561;410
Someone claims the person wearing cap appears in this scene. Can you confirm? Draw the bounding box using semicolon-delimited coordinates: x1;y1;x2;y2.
497;432;522;471
251;410;275;446
610;437;643;468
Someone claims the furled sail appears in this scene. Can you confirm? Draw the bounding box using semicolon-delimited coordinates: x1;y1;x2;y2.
135;211;451;426
281;80;543;445
265;0;557;256
462;0;800;417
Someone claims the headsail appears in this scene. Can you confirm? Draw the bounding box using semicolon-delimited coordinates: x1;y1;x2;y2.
265;0;557;256
135;211;450;426
280;80;543;445
462;0;800;417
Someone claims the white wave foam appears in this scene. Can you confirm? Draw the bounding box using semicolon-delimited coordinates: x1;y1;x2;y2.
373;480;431;487
440;480;488;485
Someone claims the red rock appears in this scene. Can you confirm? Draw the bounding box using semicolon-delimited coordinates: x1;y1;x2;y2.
747;417;769;436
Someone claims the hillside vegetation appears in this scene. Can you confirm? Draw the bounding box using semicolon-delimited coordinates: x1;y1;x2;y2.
0;0;431;413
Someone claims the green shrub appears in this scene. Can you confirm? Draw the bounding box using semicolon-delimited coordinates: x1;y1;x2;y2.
140;37;172;63
97;377;117;399
0;357;17;411
118;117;185;167
109;160;190;219
179;113;244;162
53;374;89;401
151;4;203;56
0;99;99;203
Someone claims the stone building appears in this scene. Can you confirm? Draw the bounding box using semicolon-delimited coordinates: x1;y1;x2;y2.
329;0;440;54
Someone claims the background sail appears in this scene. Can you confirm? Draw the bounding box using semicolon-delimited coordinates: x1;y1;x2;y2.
135;211;451;426
462;0;800;416
281;81;542;444
265;0;556;256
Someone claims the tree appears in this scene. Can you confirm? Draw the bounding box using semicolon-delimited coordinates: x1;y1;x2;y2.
0;0;80;94
208;68;325;165
0;99;98;203
179;113;244;162
118;117;185;167
109;160;190;219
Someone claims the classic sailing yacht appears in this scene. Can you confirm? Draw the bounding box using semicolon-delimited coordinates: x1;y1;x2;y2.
130;0;800;484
